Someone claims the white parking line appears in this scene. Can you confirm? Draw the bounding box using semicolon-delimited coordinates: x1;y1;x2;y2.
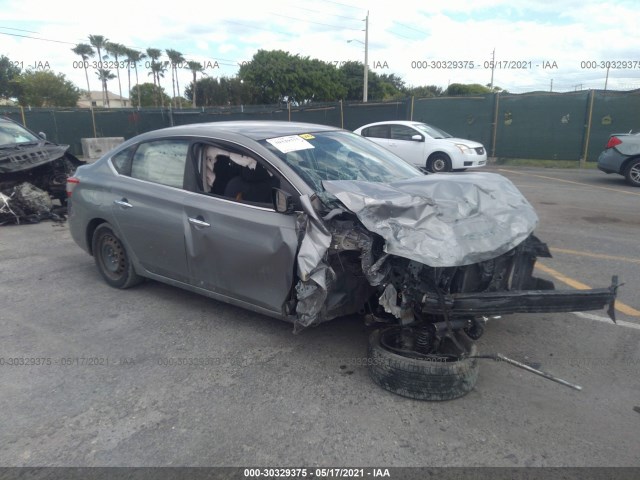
572;311;640;330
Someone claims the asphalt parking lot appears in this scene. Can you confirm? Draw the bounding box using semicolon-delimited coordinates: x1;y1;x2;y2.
0;166;638;468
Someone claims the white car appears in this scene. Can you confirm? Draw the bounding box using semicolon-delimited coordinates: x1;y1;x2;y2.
354;121;487;173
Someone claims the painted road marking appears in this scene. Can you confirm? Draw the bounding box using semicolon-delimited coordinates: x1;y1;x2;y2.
498;169;640;197
572;312;640;330
550;247;640;265
535;262;640;318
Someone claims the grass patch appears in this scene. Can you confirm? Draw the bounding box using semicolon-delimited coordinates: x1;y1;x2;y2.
492;158;598;169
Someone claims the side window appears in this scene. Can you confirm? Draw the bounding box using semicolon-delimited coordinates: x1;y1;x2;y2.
195;143;287;207
390;125;419;141
110;145;136;175
130;140;189;188
362;125;389;139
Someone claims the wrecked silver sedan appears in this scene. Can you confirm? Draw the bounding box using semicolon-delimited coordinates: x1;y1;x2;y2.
67;121;618;400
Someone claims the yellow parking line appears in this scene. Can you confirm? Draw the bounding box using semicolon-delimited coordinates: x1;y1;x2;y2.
549;247;640;265
498;169;640;197
535;262;640;317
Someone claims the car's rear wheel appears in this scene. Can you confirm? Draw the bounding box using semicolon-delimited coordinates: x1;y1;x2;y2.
427;153;452;173
92;223;142;289
368;327;479;401
624;159;640;187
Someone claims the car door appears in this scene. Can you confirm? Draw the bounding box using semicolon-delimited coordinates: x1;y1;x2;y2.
361;124;392;150
110;139;191;283
182;141;299;315
387;124;425;167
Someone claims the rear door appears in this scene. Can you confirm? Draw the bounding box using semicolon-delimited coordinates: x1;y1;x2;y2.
110;139;191;283
360;124;392;150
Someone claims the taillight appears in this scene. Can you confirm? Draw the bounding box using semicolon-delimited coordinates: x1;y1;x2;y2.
66;176;79;197
606;136;622;149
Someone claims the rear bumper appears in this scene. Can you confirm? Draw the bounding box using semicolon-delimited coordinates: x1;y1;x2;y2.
597;149;625;174
422;276;618;322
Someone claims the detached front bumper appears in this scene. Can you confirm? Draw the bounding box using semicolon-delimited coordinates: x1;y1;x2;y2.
421;276;619;322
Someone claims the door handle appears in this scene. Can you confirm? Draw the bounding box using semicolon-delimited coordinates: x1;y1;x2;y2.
188;216;211;228
113;199;133;208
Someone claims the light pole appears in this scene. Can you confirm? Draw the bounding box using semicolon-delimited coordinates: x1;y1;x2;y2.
347;11;369;102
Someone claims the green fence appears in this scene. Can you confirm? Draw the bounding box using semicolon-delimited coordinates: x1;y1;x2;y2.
2;89;638;161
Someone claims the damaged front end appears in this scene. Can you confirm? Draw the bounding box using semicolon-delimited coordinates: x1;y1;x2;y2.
290;173;618;346
0;124;82;224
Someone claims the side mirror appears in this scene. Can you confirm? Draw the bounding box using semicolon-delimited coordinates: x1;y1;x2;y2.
38;132;47;140
411;134;423;142
272;188;295;214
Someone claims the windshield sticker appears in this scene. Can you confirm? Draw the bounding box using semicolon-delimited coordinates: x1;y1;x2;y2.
267;135;315;153
299;134;315;140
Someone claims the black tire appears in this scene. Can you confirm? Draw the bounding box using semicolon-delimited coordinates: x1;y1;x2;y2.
624;159;640;187
427;153;452;173
92;223;142;289
368;328;478;401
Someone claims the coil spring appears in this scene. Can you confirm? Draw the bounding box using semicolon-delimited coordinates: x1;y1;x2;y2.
415;325;435;354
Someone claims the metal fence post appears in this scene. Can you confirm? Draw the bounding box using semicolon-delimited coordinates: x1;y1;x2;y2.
340;100;344;129
90;107;97;138
410;96;414;121
581;89;595;167
490;92;500;158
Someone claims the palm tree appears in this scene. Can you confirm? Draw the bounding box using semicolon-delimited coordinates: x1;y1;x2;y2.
165;49;185;108
122;47;134;107
151;61;167;108
187;61;205;108
126;49;145;108
95;69;116;107
146;48;162;107
88;35;109;105
71;43;95;105
105;42;126;103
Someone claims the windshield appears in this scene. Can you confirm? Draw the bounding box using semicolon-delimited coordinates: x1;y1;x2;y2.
260;130;422;193
0;120;40;145
412;123;453;139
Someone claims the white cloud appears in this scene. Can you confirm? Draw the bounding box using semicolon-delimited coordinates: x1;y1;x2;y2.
2;0;639;97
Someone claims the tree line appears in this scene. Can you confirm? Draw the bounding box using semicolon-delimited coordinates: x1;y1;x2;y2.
0;42;502;108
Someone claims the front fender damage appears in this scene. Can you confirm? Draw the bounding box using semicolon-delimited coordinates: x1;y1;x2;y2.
290;174;618;332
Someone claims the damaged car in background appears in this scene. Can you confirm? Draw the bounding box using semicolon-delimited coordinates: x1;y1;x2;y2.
67;121;619;400
0;116;83;224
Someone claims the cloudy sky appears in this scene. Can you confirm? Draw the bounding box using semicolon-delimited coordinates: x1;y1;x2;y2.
1;0;639;98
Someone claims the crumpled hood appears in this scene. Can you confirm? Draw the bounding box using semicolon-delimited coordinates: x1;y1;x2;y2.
323;172;538;267
0;143;68;173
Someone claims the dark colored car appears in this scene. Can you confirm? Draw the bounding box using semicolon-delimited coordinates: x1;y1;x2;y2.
0;116;83;204
67;121;618;400
597;132;640;187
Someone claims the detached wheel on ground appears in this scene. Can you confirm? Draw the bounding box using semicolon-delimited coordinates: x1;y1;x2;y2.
368;328;478;401
427;153;452;173
92;223;142;289
624;159;640;187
